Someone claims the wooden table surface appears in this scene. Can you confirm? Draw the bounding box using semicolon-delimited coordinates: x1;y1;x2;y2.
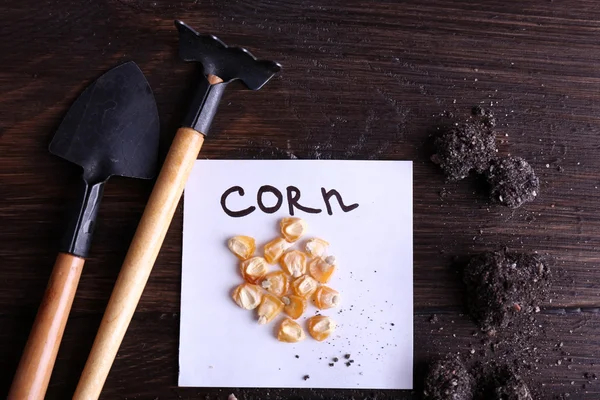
2;1;600;399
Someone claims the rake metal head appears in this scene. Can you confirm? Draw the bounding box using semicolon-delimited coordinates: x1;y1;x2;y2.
174;20;282;90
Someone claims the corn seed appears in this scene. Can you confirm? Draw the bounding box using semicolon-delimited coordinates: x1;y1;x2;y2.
291;275;319;298
240;256;269;284
308;256;336;283
227;235;256;260
280;250;307;278
232;283;263;310
307;315;336;341
257;294;284;325
260;271;289;297
282;295;307;319
264;237;291;264
314;286;340;309
305;238;329;258
280;217;307;242
277;318;306;343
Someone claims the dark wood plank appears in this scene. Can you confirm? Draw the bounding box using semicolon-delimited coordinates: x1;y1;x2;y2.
2;0;600;398
2;312;600;399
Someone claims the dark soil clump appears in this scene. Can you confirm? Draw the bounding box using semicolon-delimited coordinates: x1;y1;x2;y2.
471;105;497;127
431;113;498;182
486;157;539;209
462;250;551;332
493;367;533;400
472;362;533;400
424;355;475;400
474;364;533;400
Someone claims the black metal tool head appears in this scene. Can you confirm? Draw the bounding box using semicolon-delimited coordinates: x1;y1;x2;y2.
49;61;160;257
174;20;281;135
175;19;281;90
49;61;160;184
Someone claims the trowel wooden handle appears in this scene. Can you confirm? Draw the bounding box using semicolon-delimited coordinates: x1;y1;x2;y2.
8;253;85;400
73;127;205;400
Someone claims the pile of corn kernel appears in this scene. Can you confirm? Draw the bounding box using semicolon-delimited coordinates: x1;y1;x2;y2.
228;217;339;343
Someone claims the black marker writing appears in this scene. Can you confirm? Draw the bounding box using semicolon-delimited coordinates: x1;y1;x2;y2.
257;185;283;214
287;186;322;216
321;188;359;215
220;185;359;217
220;186;256;217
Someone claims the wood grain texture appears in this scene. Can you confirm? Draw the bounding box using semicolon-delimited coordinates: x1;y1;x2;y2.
8;253;85;400
74;127;205;400
1;0;600;398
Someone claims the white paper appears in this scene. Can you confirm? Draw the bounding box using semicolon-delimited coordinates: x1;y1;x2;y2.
179;160;413;389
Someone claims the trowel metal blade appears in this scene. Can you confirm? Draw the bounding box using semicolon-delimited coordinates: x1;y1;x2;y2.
49;61;160;183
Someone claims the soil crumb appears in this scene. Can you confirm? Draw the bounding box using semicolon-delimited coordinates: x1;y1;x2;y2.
471;105;497;127
431;110;497;182
492;367;533;400
463;250;551;331
424;355;475;400
473;363;533;400
486;157;539;209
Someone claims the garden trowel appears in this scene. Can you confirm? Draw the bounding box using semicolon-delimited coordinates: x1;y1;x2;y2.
73;20;281;400
8;61;160;400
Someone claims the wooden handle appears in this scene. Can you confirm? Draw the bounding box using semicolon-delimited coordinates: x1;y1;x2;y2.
8;253;85;400
73;127;205;400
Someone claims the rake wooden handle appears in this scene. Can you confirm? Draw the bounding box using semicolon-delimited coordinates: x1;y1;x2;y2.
73;127;205;400
8;253;85;400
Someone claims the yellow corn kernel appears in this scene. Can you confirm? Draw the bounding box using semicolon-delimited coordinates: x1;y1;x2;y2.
264;237;290;264
291;275;319;298
307;315;336;341
282;295;307;319
240;256;269;284
305;238;329;258
280;250;308;278
227;235;256;260
231;283;263;310
280;217;307;242
314;286;340;309
260;271;289;297
277;318;306;343
308;256;336;283
257;294;284;325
